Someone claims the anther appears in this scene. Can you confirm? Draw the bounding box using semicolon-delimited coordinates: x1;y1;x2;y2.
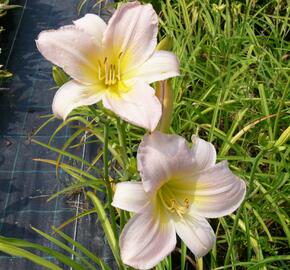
184;198;190;209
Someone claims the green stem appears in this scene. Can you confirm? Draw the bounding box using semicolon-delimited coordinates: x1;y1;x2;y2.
116;118;129;180
120;210;125;232
248;149;267;198
244;207;252;261
104;122;118;240
196;257;203;270
273;80;289;139
181;241;187;270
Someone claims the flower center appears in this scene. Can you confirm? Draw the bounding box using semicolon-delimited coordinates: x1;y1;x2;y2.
158;184;190;217
98;52;123;86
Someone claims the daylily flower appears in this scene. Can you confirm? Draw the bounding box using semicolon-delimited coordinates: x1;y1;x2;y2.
112;132;246;269
35;1;179;131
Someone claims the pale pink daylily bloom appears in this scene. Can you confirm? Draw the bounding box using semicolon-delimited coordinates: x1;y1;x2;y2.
112;131;246;269
36;2;179;131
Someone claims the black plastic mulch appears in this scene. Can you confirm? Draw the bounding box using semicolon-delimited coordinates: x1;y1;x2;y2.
0;0;116;269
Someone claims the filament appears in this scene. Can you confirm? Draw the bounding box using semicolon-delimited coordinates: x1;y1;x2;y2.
99;53;123;86
104;57;108;85
158;186;190;217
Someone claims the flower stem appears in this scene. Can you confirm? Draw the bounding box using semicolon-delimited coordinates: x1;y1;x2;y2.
120;209;125;231
181;241;187;270
156;80;174;133
196;257;203;270
104;121;118;240
116;118;129;180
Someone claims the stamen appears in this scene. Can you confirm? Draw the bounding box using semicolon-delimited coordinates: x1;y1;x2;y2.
158;191;168;210
184;198;190;208
98;55;122;86
104;57;108;85
168;199;178;213
109;64;112;85
98;60;103;81
111;65;116;84
158;188;190;217
169;199;189;217
117;52;123;80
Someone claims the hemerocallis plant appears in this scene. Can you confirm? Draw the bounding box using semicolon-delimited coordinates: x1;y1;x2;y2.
35;1;179;131
112;131;246;269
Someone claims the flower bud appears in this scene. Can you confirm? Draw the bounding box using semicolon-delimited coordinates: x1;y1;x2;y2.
155;80;174;133
52;66;69;87
156;36;173;51
274;125;290;148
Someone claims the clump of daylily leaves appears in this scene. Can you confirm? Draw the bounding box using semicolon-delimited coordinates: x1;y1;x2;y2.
36;2;246;269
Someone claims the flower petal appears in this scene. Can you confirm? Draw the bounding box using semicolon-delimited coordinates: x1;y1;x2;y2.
36;26;100;84
112;182;149;213
52;80;104;120
120;205;176;269
102;81;161;131
124;50;180;83
174;213;215;258
103;1;158;72
190;161;246;218
137;131;195;194
191;135;217;170
73;14;107;46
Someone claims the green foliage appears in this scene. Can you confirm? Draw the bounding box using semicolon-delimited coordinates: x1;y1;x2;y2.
0;64;12;77
52;66;70;86
0;227;111;270
158;0;289;268
77;0;115;15
1;0;289;269
0;0;20;79
0;0;20;17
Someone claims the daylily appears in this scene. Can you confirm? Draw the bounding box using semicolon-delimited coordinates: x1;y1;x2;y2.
112;132;246;269
36;1;179;131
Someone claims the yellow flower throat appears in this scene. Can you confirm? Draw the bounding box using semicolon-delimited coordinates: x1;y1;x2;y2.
158;184;190;217
97;52;123;86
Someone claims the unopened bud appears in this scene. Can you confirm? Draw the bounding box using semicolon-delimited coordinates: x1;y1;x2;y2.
156;36;173;51
52;66;69;87
274;125;290;148
156;80;174;133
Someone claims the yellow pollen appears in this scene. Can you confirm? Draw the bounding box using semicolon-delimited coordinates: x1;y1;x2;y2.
184;198;190;208
97;53;123;86
168;199;190;217
158;188;190;217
